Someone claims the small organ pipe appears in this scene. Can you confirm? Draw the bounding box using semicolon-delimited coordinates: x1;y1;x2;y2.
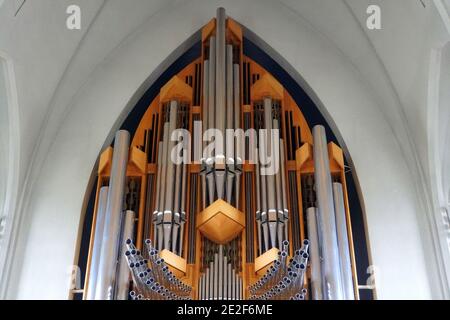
213;252;219;299
333;182;355;300
228;263;232;299
218;245;224;299
205;267;210;299
86;186;108;300
223;255;228;300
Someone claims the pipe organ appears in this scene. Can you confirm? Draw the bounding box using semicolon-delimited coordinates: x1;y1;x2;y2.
81;8;362;300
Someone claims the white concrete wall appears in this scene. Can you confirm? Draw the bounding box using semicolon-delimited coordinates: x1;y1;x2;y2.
2;0;448;299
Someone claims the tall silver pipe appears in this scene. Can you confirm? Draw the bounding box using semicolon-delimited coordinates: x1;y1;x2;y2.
215;7;226;137
312;125;343;300
226;44;233;133
263;98;277;249
255;149;263;255
155;141;163;213
172;162;182;253
208;37;216;131
233;63;241;209
154;141;163;244
207;36;216;203
86;186;109;300
116;210;136;300
202;59;209;209
203;60;209;130
273;119;283;247
157;122;169;251
333;182;355;300
163;101;178;250
96;130;130;300
307;207;323;300
164;101;178;212
225;44;234;204
178;164;187;256
233;63;240;129
214;7;226;200
279;139;289;242
259;144;269;252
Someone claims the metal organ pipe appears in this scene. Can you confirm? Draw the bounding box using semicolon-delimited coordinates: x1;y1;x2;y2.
312;125;344;300
215;7;226;142
273;119;284;249
163;101;178;251
279;138;289;242
225;44;234;204
85;186;109;300
95;130;130;300
116;210;136;300
197;248;243;300
201;59;209;210
208;36;216;131
306;207;323;300
332;182;355;300
157;122;169;251
178;162;187;256
264;98;278;250
233;63;242;209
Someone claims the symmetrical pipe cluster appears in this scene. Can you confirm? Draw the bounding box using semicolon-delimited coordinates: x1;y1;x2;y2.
200;7;242;210
198;245;243;300
249;240;309;300
307;125;355;300
255;98;289;254
85;130;136;300
153;100;187;255
126;239;192;300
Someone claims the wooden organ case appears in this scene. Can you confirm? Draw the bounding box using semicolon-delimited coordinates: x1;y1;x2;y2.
81;8;361;301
